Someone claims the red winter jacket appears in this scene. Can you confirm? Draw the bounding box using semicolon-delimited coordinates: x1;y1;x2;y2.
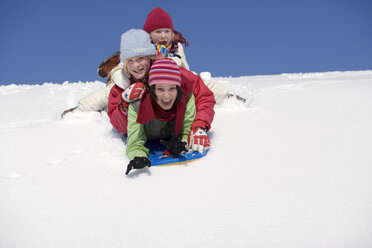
107;67;216;134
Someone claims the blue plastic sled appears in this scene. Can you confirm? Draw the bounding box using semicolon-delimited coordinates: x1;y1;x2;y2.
145;140;208;166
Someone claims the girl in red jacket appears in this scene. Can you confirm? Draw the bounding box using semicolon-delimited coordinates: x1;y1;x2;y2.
61;7;238;118
108;29;215;154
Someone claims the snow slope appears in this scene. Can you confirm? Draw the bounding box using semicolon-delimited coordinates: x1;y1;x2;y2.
1;71;372;248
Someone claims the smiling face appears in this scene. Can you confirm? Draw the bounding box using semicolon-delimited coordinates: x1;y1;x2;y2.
154;83;178;110
150;28;173;46
126;56;151;80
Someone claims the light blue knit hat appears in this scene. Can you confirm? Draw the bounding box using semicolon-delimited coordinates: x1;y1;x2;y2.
120;29;156;62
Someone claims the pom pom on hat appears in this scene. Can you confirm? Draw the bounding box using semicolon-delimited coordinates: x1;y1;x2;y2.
148;58;181;87
120;29;156;62
143;7;174;33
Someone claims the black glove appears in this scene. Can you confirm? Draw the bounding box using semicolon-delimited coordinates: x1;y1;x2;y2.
160;133;188;157
126;157;151;175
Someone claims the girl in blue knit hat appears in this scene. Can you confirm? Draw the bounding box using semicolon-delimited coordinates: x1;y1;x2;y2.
60;7;243;118
60;7;190;118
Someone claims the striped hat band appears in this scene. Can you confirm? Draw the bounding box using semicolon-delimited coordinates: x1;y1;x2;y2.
148;58;181;87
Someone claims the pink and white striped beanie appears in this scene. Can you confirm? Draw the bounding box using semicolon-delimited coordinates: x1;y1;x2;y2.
148;58;181;87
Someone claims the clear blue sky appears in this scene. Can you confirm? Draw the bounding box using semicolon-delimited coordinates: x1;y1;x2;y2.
1;0;371;85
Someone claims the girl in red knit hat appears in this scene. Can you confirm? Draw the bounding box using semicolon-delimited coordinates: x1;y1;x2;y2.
143;7;190;70
128;7;244;104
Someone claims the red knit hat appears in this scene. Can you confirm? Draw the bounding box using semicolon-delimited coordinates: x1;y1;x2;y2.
148;58;181;87
143;7;174;33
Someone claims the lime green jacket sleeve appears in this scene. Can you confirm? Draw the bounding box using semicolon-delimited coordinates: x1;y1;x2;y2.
126;104;149;160
181;94;196;141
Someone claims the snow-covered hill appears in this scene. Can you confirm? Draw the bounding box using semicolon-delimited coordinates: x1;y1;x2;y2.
1;71;372;248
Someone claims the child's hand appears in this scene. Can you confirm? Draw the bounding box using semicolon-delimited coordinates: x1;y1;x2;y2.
160;133;188;157
188;127;210;154
122;82;146;102
126;157;151;175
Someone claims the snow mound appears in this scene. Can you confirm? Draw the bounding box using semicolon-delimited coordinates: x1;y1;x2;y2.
1;71;372;248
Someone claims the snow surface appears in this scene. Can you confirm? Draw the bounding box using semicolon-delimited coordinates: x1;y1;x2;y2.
1;71;372;248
